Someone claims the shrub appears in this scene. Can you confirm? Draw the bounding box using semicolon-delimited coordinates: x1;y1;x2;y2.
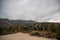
50;26;57;33
30;31;40;36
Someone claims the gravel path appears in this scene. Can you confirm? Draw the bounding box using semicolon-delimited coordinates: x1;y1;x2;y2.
0;32;57;40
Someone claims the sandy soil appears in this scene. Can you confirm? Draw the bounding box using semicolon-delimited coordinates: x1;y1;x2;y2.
0;32;57;40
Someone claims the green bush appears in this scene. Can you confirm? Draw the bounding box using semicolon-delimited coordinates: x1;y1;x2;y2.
50;26;57;33
30;31;40;36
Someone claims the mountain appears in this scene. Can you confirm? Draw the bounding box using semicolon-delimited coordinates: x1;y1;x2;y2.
0;18;36;27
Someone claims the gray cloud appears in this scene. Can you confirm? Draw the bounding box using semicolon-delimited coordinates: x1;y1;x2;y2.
0;0;60;22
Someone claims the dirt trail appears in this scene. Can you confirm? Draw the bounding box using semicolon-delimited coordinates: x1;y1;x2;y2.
0;32;57;40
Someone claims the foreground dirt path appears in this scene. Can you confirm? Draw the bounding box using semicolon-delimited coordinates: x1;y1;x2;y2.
0;32;57;40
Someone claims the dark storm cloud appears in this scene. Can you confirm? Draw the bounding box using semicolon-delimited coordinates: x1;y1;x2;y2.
0;0;60;22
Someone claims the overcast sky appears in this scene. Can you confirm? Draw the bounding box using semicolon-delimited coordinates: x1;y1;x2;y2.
0;0;60;22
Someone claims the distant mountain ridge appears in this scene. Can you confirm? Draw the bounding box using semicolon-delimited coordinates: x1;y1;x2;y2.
0;18;60;28
0;18;36;27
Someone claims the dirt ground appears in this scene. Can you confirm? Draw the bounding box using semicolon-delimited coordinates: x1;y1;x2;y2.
0;32;57;40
